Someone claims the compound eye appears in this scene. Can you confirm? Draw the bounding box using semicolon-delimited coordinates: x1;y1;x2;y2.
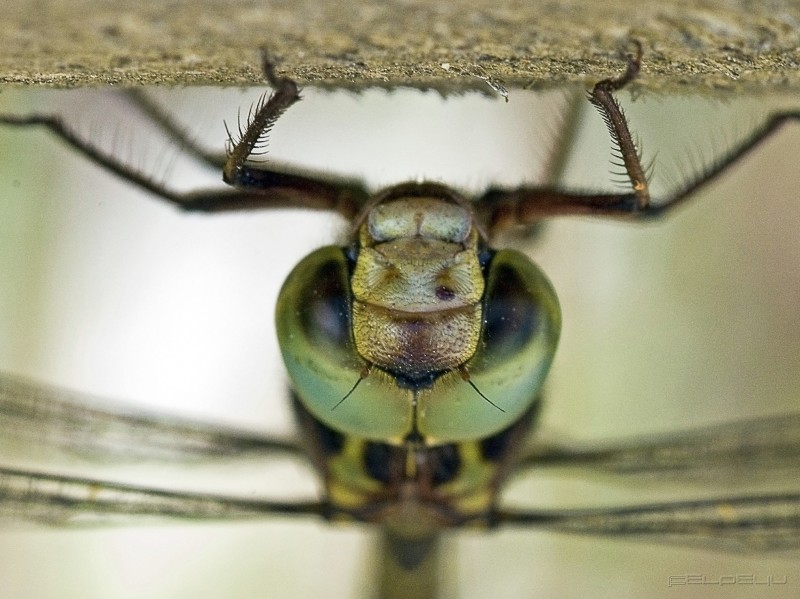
473;249;561;414
276;247;414;441
293;253;351;353
416;249;561;442
275;246;356;404
482;258;546;360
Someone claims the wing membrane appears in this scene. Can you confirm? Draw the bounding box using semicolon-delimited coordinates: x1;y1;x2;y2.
0;465;323;526
520;413;800;481
497;493;800;552
4;464;798;552
3;371;800;551
504;413;800;550
0;371;303;464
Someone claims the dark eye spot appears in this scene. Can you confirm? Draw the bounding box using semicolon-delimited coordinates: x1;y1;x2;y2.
435;285;456;301
482;263;539;358
299;258;351;348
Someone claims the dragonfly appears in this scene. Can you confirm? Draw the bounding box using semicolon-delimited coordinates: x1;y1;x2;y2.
1;44;800;598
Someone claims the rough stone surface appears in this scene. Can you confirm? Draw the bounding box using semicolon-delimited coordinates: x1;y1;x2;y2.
1;0;800;93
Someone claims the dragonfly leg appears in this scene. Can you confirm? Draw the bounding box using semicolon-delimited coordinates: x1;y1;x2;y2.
0;52;369;219
125;88;227;169
476;42;800;236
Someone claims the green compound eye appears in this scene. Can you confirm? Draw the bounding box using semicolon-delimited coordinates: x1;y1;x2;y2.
276;245;560;445
416;249;561;442
276;247;414;442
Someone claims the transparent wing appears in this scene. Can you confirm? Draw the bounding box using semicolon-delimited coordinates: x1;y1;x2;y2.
0;371;323;526
500;413;800;551
497;493;800;552
0;370;303;463
4;369;800;552
0;465;325;526
519;413;800;479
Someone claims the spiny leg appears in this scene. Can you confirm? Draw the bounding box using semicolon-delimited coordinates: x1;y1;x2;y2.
126;87;348;190
127;48;311;175
222;49;302;187
125;88;228;169
587;40;649;208
215;49;369;217
0;54;368;218
478;42;800;236
476;42;648;234
643;109;800;217
539;91;586;189
0;111;197;204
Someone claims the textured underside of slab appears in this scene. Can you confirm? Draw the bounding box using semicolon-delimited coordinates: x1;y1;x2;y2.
2;0;799;93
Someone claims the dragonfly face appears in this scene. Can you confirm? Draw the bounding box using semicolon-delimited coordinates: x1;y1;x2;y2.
1;50;793;596
277;186;561;444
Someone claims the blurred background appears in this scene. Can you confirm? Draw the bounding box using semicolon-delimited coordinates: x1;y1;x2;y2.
0;83;799;598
